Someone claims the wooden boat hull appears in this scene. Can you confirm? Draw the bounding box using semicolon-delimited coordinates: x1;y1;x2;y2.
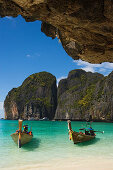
70;131;95;144
11;132;33;145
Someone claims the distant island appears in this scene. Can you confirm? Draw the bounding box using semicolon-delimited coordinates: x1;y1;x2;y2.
4;69;113;122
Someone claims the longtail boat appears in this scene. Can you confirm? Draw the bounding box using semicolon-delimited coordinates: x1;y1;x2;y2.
11;120;33;148
68;120;96;144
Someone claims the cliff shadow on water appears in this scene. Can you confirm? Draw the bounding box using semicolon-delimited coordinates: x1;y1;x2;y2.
22;138;41;151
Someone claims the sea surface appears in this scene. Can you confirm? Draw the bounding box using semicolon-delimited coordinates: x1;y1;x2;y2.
0;120;113;169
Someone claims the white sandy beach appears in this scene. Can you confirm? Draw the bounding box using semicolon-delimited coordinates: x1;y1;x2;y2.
1;121;113;170
2;157;113;170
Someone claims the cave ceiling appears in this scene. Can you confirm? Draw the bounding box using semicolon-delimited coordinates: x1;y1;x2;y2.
1;0;113;63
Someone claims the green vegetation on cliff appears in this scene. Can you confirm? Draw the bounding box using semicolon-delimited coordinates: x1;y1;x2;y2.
4;72;57;120
55;69;109;121
78;84;96;108
4;69;113;121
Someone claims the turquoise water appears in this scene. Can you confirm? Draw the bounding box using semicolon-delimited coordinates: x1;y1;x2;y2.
0;120;113;169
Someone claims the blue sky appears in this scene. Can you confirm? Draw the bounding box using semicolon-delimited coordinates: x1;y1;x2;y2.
0;15;113;118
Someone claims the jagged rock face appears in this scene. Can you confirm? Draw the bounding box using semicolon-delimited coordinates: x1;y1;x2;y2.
4;69;113;121
92;72;113;121
4;72;57;120
55;69;113;121
1;0;113;63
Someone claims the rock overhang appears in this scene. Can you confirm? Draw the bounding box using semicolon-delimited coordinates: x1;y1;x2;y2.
1;0;113;64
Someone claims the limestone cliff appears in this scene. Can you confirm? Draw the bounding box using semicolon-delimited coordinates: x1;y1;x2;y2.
55;69;113;121
4;72;57;120
1;0;113;63
4;69;113;121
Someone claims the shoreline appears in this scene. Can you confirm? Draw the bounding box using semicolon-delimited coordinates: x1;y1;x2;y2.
1;119;113;123
1;120;113;170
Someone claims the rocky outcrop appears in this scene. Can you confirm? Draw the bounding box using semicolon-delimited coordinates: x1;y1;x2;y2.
55;69;113;121
92;71;113;121
4;69;113;121
4;72;57;120
1;0;113;63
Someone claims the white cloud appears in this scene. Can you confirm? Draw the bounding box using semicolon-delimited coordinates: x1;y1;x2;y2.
57;76;67;86
75;60;101;68
5;16;13;20
99;68;106;72
26;54;31;58
0;113;4;118
101;62;113;69
0;102;4;118
0;102;3;110
82;66;95;73
73;60;113;75
26;53;40;58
